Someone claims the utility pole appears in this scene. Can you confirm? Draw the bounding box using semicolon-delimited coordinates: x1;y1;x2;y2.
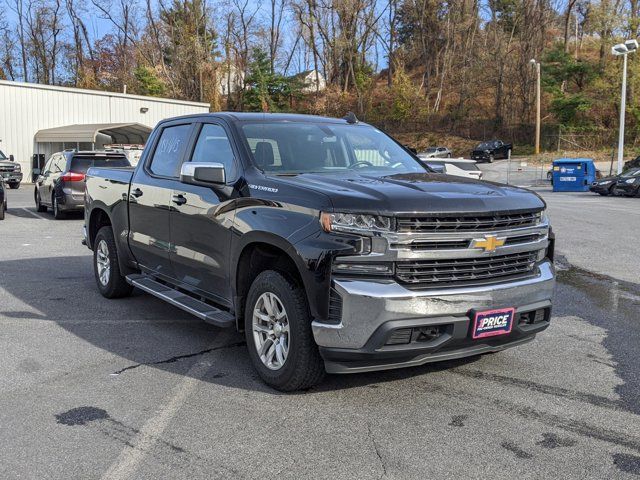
612;40;638;174
530;59;541;155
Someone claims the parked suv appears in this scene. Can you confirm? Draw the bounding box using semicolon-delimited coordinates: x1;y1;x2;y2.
0;149;23;189
35;151;130;219
84;113;555;391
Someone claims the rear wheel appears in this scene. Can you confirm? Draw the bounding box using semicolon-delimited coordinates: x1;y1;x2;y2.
93;226;133;298
53;195;65;219
244;270;324;391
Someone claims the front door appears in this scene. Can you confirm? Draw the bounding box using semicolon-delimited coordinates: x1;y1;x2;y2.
169;122;240;306
128;122;194;279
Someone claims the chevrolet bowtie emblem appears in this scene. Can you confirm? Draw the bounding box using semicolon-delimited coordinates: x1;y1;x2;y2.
472;235;506;253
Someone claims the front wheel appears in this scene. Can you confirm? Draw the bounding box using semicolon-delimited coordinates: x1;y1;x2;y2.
0;201;5;220
93;226;133;298
488;154;494;163
245;270;325;391
35;190;47;212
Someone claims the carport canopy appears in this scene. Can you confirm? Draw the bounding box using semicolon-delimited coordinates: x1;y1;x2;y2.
34;123;152;145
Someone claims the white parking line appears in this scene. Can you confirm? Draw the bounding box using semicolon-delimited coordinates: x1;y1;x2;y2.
100;351;215;480
18;208;42;219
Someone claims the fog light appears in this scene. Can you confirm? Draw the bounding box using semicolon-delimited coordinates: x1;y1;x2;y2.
416;326;442;342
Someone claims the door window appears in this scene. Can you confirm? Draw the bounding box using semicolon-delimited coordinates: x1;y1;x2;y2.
43;157;54;174
149;124;192;177
190;124;236;180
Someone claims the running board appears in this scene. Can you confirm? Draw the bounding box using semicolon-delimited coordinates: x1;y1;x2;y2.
126;274;235;328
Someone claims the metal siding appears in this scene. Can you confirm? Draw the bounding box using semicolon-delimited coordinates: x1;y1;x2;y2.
0;81;208;176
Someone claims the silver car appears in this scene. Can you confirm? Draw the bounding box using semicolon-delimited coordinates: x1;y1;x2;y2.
34;151;130;219
418;146;452;159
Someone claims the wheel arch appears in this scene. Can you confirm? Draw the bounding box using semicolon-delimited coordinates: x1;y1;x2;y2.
232;234;313;331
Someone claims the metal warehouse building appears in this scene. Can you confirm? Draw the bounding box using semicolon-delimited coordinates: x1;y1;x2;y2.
0;80;209;177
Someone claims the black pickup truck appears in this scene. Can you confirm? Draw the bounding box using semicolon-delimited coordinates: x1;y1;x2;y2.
84;113;555;391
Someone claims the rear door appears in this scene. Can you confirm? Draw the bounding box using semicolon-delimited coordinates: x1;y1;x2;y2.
128;121;195;279
169;122;240;306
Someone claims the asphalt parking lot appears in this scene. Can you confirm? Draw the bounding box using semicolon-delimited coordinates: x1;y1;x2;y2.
1;185;640;479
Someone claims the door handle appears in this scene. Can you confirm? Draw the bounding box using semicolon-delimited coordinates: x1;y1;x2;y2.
131;188;143;198
172;194;187;206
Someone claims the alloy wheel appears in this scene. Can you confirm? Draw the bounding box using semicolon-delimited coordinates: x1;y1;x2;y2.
96;239;111;286
252;292;290;370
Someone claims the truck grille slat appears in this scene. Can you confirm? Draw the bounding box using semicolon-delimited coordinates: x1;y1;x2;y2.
395;252;538;287
397;211;542;232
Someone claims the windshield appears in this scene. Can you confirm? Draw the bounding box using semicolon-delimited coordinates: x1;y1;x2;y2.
621;168;640;178
241;123;427;176
476;142;493;149
0;149;7;160
423;147;437;153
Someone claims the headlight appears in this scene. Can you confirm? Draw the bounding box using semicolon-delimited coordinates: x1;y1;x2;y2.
320;212;394;234
14;163;21;172
625;178;636;184
599;180;612;185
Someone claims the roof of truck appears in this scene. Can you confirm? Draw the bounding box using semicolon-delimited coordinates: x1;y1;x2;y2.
162;112;366;125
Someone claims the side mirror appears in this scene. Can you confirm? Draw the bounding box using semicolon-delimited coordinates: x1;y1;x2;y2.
9;155;14;162
180;162;226;186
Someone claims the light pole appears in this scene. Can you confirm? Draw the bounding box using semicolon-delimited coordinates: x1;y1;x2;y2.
612;39;639;174
530;59;541;155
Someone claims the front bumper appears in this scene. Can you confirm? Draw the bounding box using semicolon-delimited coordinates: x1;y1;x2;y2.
1;172;23;183
312;260;555;374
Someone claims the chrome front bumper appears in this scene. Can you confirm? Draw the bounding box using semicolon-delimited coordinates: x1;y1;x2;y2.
312;261;555;373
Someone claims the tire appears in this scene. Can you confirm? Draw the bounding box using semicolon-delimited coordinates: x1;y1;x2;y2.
447;153;451;158
598;191;609;196
488;154;494;163
93;226;134;299
244;270;325;391
0;201;5;220
52;195;65;219
35;189;47;212
8;182;19;189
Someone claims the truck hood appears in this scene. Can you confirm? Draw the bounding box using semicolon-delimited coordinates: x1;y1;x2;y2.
269;172;545;215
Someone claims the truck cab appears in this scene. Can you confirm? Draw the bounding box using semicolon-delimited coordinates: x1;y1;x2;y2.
84;113;555;391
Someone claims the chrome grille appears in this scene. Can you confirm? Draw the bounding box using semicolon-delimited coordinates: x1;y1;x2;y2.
395;251;538;287
396;211;542;232
0;165;16;172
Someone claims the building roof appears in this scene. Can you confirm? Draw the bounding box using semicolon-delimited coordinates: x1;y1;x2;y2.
34;123;152;144
0;80;209;108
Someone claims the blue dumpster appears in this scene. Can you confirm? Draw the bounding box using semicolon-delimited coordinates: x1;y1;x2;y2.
552;158;597;192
